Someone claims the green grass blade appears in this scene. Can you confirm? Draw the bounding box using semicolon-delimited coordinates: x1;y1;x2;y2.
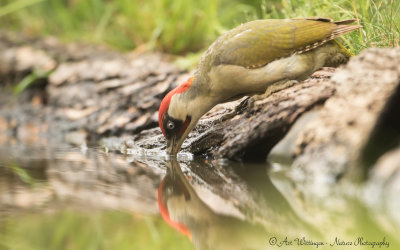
0;0;44;17
13;69;53;95
9;164;36;186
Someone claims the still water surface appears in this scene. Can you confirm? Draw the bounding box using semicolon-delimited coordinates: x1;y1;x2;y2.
0;144;398;250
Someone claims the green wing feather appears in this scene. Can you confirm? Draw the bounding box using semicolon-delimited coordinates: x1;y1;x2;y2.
211;18;358;68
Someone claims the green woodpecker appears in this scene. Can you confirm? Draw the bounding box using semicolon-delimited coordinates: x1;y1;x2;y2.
159;18;361;155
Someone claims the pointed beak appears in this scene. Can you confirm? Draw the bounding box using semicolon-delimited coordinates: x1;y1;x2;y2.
165;118;194;156
167;136;178;155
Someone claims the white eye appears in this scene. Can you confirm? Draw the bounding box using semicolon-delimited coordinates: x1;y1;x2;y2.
167;121;175;130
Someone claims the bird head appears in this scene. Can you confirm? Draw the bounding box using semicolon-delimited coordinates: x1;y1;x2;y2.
157;176;192;240
159;77;196;155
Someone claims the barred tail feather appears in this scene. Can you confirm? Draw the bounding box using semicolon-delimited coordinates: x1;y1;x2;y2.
296;20;361;54
332;24;362;37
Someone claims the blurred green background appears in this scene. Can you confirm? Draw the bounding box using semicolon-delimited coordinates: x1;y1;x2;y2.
0;0;399;57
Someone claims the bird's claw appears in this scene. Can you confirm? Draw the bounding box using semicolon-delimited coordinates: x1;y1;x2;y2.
251;79;299;102
217;97;251;123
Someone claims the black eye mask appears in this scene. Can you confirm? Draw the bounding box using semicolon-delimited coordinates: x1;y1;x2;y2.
163;113;191;140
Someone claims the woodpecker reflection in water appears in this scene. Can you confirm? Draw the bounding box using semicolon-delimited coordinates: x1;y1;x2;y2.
157;160;321;250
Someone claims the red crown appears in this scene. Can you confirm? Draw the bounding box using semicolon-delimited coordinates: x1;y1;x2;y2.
157;178;192;239
158;77;194;137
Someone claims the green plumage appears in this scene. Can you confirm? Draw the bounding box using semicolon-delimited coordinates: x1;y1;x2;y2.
161;18;361;154
200;18;360;70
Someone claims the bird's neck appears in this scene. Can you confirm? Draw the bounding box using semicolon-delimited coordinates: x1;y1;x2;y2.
179;86;218;122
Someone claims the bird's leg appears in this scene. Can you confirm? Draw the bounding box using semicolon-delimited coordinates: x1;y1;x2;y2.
251;79;299;102
217;97;251;123
215;79;299;124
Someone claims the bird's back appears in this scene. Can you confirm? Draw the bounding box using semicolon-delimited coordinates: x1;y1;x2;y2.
197;18;359;74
